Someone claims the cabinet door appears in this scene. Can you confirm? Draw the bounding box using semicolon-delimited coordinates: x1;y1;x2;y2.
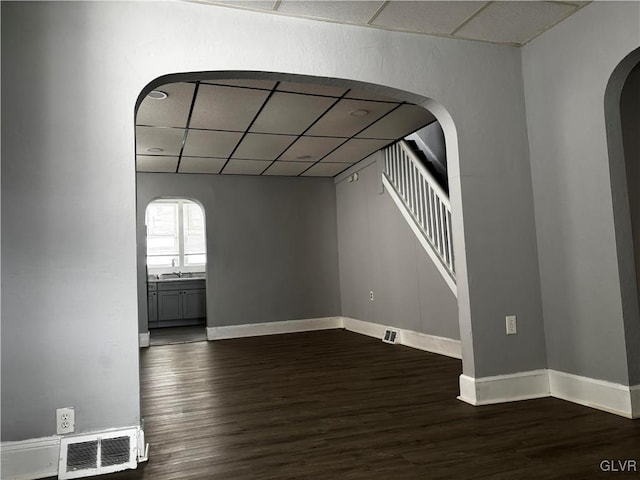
182;289;206;319
148;291;158;326
157;290;183;321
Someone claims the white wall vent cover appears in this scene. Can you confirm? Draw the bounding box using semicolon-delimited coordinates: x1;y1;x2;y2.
382;328;399;344
58;428;138;479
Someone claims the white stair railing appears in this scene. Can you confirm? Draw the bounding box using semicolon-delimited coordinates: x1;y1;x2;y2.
383;140;456;295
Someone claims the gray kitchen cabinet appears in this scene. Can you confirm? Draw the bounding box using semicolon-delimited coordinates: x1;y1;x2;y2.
147;282;158;328
148;279;206;328
157;290;183;321
148;292;158;327
182;289;206;319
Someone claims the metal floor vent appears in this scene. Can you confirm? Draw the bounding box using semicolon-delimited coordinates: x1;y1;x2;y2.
59;428;139;479
382;328;399;344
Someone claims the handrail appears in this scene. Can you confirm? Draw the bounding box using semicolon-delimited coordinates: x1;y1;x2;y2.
383;140;456;287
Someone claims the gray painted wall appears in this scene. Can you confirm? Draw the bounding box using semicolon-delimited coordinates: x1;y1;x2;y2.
522;2;640;385
336;156;459;340
136;173;341;332
3;0;551;440
621;63;640;328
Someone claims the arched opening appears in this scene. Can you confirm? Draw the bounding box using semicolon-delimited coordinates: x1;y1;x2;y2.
133;72;470;457
144;197;208;345
620;62;640;313
605;47;640;386
134;71;465;348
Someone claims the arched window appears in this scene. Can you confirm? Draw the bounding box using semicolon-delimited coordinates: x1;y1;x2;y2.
145;199;206;272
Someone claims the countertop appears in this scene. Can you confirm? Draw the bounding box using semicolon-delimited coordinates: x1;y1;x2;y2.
147;274;206;283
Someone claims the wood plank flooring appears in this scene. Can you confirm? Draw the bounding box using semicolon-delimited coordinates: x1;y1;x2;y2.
92;330;640;479
149;326;208;346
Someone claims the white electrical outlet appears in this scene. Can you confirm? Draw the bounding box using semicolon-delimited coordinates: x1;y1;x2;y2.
56;407;75;435
506;315;517;335
369;291;374;301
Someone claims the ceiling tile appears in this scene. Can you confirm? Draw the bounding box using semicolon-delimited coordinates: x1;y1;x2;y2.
222;159;271;175
372;1;483;35
178;157;227;174
202;79;277;90
345;88;402;103
262;161;311;176
306;99;398;137
136;82;195;128
301;162;351;177
250;92;336;135
232;133;297;160
190;83;270;131
182;129;243;157
277;81;348;97
321;138;390;163
279;136;345;162
455;1;577;45
136;126;184;156
276;1;384;24
357;104;435;139
136;155;178;173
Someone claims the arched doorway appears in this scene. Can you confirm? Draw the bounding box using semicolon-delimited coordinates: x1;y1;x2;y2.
134;71;467;363
144;197;208;345
605;47;640;386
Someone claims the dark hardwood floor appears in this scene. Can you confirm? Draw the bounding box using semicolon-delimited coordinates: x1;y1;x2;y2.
97;330;639;479
149;325;207;346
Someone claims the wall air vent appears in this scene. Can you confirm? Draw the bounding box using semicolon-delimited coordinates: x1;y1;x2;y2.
382;328;399;344
58;428;140;479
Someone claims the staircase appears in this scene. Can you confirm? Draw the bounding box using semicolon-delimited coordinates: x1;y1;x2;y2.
382;140;456;296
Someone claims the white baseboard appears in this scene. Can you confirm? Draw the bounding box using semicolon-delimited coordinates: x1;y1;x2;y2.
400;329;462;359
205;316;462;359
458;369;639;419
207;316;343;340
458;370;550;406
341;317;462;359
341;317;386;338
1;435;60;480
548;369;636;418
139;332;150;348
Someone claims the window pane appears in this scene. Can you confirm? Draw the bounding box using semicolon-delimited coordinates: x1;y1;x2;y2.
147;204;178;236
147;255;179;267
183;203;206;255
184;254;206;266
146;203;179;256
147;236;178;254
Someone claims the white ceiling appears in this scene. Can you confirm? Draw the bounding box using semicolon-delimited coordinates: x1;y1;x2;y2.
188;0;589;47
136;79;435;177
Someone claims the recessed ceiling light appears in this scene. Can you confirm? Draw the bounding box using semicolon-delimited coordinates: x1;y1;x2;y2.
147;90;168;100
296;155;312;160
350;109;369;117
147;148;164;153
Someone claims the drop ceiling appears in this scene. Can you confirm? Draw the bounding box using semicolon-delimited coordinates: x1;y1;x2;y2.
136;79;435;177
187;1;590;47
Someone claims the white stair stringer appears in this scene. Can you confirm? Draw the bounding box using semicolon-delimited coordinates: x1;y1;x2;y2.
383;141;456;296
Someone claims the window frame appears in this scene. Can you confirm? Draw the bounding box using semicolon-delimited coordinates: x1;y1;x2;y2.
145;198;207;274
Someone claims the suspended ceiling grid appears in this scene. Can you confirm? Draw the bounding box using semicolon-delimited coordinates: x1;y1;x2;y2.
136;78;435;177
